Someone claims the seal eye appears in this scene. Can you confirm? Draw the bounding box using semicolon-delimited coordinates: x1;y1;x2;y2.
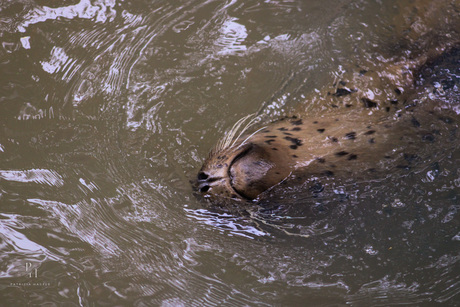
197;172;208;180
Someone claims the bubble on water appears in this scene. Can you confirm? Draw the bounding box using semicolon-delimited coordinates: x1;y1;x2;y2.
364;245;378;255
425;170;435;182
391;199;405;208
20;36;30;49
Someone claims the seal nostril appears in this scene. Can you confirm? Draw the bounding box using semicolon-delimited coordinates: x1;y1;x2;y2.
198;172;208;180
199;185;210;193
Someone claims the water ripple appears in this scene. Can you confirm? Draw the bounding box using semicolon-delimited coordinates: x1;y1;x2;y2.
1;0;460;305
215;17;247;56
185;208;269;239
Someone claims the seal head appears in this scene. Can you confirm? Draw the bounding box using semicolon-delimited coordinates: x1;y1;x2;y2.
197;141;292;200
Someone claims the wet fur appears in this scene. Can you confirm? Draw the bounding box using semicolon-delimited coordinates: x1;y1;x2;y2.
197;0;460;203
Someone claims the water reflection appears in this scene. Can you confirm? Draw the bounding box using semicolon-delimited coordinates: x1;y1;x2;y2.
185;207;269;238
0;169;63;186
1;0;460;305
18;0;117;32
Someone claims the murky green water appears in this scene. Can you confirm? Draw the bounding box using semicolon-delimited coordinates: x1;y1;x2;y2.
1;0;459;305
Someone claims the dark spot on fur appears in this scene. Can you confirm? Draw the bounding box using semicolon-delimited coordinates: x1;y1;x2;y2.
309;182;324;193
330;137;338;143
335;151;349;156
422;133;435;142
411;117;421;127
323;170;334;177
394;88;402;95
216;164;223;168
348;154;358;160
384;155;391;159
262;130;270;133
265;135;278;138
345;132;356;140
438;116;454;124
339;81;347;86
449;128;458;141
369;138;375;144
390;99;398;105
291;127;301;131
386;107;391;112
359;69;368;75
396;165;411;170
317;128;325;133
333;88;352;97
265;139;275;145
404;153;418;163
277;127;288;131
362;98;378;108
316;157;326;163
290;145;298;150
272;148;278;151
283;132;293;136
313;121;318;124
292;155;298;158
345;104;353;108
365;130;376;135
285;136;302;146
291;119;303;125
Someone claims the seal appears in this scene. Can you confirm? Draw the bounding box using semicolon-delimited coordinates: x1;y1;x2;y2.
197;91;459;201
196;0;460;203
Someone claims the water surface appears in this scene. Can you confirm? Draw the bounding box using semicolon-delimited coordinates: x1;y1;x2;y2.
1;0;459;305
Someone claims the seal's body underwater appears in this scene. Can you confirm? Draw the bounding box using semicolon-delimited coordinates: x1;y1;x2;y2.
196;0;460;203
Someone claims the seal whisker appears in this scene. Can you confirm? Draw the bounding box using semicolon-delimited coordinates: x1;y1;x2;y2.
230;116;259;149
236;126;268;149
211;114;258;155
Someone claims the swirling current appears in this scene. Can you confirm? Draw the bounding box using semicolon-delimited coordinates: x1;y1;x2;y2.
0;0;459;305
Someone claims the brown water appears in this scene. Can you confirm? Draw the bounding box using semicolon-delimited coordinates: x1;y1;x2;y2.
1;0;459;305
